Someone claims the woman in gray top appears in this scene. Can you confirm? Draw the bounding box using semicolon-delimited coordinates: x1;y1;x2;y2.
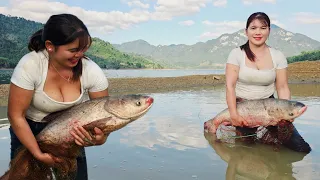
225;12;310;153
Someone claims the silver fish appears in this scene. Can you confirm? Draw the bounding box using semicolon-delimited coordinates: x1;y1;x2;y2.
204;99;307;134
1;94;154;180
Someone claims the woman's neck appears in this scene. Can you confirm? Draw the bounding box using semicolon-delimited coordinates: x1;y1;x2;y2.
248;42;268;54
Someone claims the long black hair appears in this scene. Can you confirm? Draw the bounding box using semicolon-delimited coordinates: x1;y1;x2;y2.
28;14;92;81
240;12;270;62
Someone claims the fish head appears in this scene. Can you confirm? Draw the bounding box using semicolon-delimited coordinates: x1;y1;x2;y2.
278;100;307;121
104;94;154;122
204;119;216;134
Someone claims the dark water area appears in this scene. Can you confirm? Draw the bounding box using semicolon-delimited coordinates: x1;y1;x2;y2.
0;84;319;179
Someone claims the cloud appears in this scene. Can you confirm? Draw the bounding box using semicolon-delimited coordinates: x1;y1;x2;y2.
178;20;195;26
271;19;285;28
202;20;245;28
294;12;320;24
152;0;209;20
213;0;227;7
242;0;276;5
0;0;211;34
127;0;150;9
199;20;245;39
0;0;152;34
198;32;222;39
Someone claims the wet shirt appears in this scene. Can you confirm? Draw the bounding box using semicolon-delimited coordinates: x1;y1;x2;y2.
11;50;109;122
226;47;288;100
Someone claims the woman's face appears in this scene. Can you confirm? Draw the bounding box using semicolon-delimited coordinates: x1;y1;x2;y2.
50;38;89;68
245;19;270;47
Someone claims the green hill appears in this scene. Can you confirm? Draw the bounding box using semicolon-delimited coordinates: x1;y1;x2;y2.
287;50;320;63
87;38;163;69
0;14;162;69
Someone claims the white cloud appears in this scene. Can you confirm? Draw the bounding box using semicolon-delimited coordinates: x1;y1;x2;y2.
213;0;227;7
294;12;320;24
0;0;212;34
127;0;150;9
198;31;222;39
0;0;152;34
242;0;276;5
202;20;245;28
271;19;285;28
200;20;245;39
178;20;195;26
152;0;209;20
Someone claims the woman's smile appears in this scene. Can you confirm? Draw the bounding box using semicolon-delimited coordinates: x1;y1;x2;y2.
68;58;80;65
254;37;262;41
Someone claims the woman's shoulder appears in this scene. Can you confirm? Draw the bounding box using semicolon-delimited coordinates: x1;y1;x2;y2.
269;47;286;57
229;47;243;54
269;47;288;68
82;57;101;71
226;47;243;65
81;57;105;78
16;50;47;69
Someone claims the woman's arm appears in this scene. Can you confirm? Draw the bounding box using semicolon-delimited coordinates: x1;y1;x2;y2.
226;64;248;126
8;83;58;165
88;89;109;99
275;68;291;100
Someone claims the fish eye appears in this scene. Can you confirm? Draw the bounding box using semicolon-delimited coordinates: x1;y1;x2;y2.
136;101;141;106
289;112;294;116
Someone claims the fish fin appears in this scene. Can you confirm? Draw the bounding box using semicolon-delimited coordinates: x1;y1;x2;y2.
82;117;113;135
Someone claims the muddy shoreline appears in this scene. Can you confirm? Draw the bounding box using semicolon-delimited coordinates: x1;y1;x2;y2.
0;73;319;96
0;61;319;104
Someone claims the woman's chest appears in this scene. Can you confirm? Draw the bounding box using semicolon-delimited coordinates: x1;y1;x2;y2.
238;67;276;85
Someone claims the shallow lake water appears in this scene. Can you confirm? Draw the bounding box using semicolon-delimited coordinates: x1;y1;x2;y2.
0;84;319;180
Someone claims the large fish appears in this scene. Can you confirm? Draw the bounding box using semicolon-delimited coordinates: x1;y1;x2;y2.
204;99;307;134
1;94;154;180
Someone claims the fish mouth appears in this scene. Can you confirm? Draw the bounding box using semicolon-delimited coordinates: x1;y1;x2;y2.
203;121;212;133
298;106;307;115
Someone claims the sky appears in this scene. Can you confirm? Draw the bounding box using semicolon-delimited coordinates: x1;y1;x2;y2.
1;0;320;45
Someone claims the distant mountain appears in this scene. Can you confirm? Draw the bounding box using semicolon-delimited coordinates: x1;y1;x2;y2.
114;24;320;68
0;14;162;69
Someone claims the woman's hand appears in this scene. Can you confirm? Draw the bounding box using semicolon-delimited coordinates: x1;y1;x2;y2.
230;113;249;127
34;152;63;167
70;126;108;146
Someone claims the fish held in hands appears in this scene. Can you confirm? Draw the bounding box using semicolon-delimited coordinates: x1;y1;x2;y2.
204;99;307;134
1;94;154;180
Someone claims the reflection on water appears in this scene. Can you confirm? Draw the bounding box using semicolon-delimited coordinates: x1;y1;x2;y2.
204;132;308;180
0;84;319;179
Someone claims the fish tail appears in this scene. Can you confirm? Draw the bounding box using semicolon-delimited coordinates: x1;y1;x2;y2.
0;147;53;180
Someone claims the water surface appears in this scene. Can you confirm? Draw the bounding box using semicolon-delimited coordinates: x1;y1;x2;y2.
0;84;319;179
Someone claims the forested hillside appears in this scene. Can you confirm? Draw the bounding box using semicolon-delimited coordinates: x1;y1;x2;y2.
0;14;162;69
287;50;320;63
